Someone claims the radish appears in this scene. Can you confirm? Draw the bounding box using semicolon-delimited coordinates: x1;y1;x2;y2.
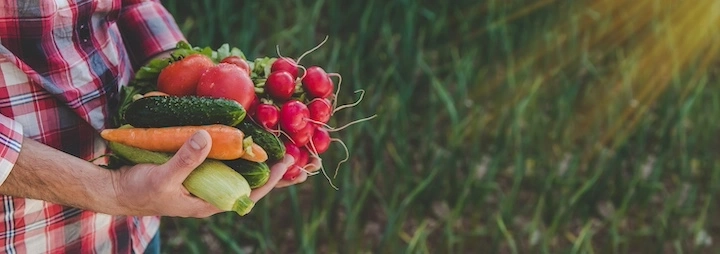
286;123;314;147
284;141;302;161
282;142;309;181
265;71;295;101
279;100;309;133
308;127;331;154
307;98;332;125
302;66;333;99
283;165;302;181
253;104;279;129
271;57;299;79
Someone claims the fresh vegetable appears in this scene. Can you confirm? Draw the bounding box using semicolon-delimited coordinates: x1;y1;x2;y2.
253;104;279;129
157;54;215;96
107;142;255;216
302;66;333;99
307;98;332;125
240;142;269;163
236;120;285;162
111;39;376;193
282;142;309;181
270;57;299;79
279;100;309;133
265;71;296;101
223;159;271;189
285;123;314;147
309;127;331;154
196;63;256;111
101;124;247;160
124;95;246;128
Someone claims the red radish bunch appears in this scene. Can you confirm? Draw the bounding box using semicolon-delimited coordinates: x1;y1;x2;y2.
254;60;339;181
241;37;375;186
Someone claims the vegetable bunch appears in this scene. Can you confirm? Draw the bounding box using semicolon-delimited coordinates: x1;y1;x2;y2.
105;38;372;216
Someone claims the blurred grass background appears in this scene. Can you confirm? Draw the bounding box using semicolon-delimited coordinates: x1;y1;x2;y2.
157;0;720;253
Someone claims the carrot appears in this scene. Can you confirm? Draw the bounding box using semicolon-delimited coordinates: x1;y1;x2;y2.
100;124;246;160
240;143;268;162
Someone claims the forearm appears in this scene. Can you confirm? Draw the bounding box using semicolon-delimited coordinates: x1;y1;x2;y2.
0;137;122;215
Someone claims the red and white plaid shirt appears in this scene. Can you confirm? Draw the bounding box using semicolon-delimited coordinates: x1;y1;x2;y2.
0;0;186;253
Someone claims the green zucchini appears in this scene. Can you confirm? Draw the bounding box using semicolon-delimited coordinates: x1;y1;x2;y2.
223;159;271;189
236;120;285;162
107;142;255;216
124;96;246;128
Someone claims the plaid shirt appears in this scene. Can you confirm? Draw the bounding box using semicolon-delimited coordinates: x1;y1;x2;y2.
0;0;186;253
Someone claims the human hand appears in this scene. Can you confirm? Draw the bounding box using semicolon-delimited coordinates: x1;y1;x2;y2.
111;130;223;218
110;130;305;217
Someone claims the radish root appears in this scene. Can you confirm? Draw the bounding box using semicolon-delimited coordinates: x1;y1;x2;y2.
332;138;350;179
328;73;343;112
297;65;308;81
275;45;286;60
304;139;338;189
333;89;365;114
327;114;377;132
296;35;329;64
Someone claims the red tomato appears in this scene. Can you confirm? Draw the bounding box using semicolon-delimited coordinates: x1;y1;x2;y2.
157;54;215;96
220;56;251;76
196;63;256;110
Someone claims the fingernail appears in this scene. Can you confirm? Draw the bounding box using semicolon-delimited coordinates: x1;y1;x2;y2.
190;131;207;150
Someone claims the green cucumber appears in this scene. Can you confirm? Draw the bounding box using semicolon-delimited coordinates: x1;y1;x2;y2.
124;96;246;128
223;159;271;189
236;120;285;162
107;142;255;216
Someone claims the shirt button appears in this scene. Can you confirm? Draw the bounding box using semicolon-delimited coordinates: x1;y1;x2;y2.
78;23;91;43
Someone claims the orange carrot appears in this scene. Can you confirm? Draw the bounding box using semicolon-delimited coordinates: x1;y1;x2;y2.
100;124;246;160
240;143;268;162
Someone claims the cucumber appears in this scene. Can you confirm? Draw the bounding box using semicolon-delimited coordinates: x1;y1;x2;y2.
223;159;271;189
124;96;246;128
107;142;255;216
236;120;285;162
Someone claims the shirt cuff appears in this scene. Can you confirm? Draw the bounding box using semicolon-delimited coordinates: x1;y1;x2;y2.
0;114;24;187
117;1;187;70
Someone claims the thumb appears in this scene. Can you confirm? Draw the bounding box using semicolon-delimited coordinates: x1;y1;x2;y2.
162;130;212;184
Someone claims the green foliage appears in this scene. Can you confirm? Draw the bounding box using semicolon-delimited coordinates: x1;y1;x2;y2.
157;0;720;253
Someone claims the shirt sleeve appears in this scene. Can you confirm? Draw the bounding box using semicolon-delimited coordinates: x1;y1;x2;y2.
0;114;24;187
117;0;187;70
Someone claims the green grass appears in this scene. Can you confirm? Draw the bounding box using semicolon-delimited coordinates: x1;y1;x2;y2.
158;0;720;253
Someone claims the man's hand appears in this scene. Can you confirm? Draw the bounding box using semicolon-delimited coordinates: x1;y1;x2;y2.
111;130;298;217
111;130;222;217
